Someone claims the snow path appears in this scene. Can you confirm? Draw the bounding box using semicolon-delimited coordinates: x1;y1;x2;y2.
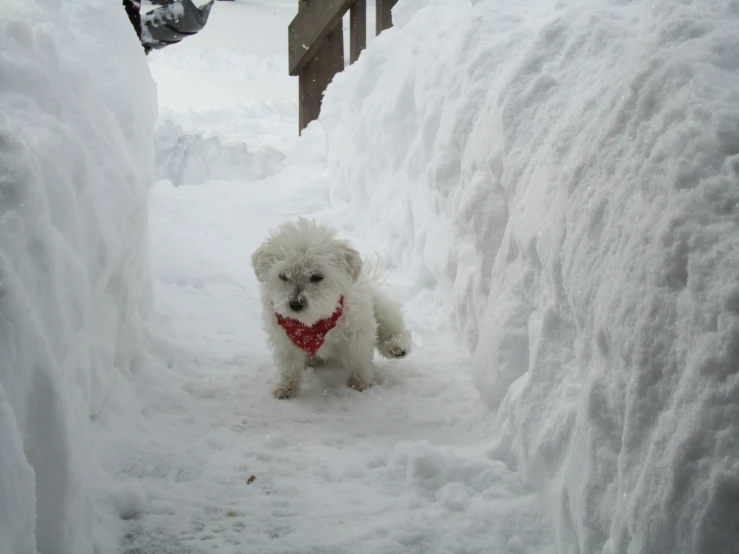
94;3;554;552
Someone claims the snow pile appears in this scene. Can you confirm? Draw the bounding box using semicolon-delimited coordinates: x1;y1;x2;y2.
320;0;739;552
154;120;285;186
0;0;156;552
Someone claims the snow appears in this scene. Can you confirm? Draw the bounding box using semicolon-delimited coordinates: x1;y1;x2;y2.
320;0;739;552
0;0;156;552
3;0;737;552
91;1;554;552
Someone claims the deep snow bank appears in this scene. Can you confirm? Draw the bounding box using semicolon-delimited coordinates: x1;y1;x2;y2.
0;1;156;552
319;0;739;552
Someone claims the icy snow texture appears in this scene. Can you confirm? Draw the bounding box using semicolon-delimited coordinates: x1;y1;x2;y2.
321;0;739;552
0;1;156;552
154;120;285;186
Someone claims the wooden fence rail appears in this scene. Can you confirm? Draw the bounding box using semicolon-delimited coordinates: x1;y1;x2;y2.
289;0;398;134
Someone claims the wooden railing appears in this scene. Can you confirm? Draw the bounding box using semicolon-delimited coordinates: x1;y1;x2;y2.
288;0;398;133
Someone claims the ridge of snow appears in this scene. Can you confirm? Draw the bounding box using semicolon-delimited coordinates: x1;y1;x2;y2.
0;1;156;552
319;0;739;552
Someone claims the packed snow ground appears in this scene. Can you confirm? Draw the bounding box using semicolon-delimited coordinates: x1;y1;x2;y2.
93;2;555;553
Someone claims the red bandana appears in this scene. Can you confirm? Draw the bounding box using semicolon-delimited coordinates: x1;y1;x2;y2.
275;296;344;356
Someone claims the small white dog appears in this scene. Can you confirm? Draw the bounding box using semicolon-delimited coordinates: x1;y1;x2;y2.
251;218;411;399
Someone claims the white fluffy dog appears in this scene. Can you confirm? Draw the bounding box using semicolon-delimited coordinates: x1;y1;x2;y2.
251;218;411;399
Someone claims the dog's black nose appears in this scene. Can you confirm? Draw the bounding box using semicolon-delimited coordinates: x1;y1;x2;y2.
289;299;305;312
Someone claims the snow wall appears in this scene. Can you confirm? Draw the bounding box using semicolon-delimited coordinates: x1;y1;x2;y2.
320;0;739;552
0;1;156;552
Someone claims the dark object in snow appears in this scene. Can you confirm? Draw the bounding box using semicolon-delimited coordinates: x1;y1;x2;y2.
142;0;214;52
122;0;142;41
123;0;214;54
246;475;256;485
288;0;397;134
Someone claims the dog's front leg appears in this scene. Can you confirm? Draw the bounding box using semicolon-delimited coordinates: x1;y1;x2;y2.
273;347;307;399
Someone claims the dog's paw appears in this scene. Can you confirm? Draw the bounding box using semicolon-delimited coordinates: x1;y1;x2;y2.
273;380;300;399
377;332;412;359
347;373;370;392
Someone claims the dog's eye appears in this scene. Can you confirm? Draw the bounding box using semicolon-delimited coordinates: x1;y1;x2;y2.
278;273;289;281
310;274;324;283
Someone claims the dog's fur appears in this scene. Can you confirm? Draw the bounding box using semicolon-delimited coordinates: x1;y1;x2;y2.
251;219;411;399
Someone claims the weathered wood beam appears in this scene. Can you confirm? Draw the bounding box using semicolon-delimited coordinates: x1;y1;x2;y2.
289;0;353;76
349;0;366;64
375;0;397;35
298;12;344;133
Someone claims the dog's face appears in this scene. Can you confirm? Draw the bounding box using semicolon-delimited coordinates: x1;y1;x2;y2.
251;219;362;325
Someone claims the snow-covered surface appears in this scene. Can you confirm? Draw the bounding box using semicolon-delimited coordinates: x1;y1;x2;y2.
91;1;552;552
321;0;739;552
0;0;156;553
3;0;737;552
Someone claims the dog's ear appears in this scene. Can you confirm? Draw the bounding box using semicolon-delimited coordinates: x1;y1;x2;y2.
336;241;363;282
251;244;276;283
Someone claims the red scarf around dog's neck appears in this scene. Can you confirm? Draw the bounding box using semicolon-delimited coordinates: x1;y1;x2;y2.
275;296;344;356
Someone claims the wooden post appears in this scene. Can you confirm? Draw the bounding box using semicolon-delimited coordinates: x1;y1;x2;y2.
289;0;362;134
297;0;314;132
298;61;320;133
292;0;350;133
375;0;397;35
316;24;344;114
350;0;366;64
297;25;344;133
